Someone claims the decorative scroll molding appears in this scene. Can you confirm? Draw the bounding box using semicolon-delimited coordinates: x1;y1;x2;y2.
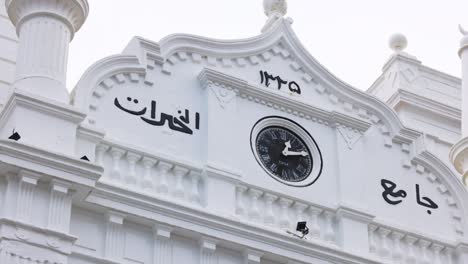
209;84;237;109
337;125;363;150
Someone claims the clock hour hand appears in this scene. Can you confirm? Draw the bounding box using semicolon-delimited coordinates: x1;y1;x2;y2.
283;150;308;157
282;141;292;155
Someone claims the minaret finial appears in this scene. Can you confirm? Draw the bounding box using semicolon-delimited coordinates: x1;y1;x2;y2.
389;33;408;53
263;0;287;18
262;0;288;32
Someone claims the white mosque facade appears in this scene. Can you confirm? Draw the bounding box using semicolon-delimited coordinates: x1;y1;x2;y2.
1;1;468;264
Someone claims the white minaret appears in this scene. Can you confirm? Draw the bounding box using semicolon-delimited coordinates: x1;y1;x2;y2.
5;0;88;103
0;0;17;90
450;26;468;185
0;0;89;155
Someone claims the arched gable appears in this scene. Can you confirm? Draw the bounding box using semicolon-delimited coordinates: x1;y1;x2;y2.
71;18;468;243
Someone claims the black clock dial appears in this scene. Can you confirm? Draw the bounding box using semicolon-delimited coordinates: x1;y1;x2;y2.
255;126;312;182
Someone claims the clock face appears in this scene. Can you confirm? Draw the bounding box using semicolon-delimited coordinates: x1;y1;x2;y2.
255;126;313;183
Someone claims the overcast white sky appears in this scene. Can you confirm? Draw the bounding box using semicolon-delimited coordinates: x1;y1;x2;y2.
68;0;468;91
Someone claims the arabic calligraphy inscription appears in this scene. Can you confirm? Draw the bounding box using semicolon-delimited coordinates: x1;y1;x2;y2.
114;97;200;135
380;179;439;215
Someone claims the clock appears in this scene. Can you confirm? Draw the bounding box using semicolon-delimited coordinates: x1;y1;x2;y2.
251;117;322;187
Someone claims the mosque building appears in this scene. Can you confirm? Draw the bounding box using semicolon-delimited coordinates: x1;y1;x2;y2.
1;0;468;263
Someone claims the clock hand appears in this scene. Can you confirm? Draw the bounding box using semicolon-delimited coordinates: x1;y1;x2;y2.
282;141;292;156
283;150;308;157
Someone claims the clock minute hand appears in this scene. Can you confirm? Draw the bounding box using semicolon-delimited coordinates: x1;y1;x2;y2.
283;150;308;157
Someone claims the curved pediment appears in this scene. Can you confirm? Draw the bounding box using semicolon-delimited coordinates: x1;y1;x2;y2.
71;18;467;243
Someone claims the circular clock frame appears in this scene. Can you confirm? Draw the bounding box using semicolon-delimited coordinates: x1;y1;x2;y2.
250;116;323;187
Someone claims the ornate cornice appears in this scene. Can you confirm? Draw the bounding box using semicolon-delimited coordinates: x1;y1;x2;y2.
198;68;372;133
0;139;102;188
387;89;461;122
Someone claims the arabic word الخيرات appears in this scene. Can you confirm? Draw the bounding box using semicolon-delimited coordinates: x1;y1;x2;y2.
380;179;439;215
259;70;301;95
114;97;200;135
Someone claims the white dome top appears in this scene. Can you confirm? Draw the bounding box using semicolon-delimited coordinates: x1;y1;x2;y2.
389;33;408;53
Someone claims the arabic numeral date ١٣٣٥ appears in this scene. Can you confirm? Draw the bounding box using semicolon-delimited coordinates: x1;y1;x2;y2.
259;70;301;95
380;179;439;215
114;97;201;135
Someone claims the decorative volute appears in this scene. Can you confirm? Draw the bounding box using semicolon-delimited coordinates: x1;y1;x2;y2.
262;0;288;33
450;25;468;185
5;0;89;103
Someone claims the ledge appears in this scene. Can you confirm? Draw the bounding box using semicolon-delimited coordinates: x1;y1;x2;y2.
0;139;102;188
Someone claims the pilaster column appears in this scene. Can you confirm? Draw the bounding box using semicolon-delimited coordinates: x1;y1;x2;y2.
200;237;218;264
153;224;173;264
16;170;41;223
244;249;263;264
5;0;89;103
47;180;72;233
104;211;126;262
3;173;19;219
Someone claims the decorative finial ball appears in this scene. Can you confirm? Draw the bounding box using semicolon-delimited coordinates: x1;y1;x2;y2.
263;0;288;17
389;33;408;52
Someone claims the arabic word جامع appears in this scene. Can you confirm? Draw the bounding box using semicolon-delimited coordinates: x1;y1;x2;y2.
259;70;301;95
114;97;200;135
380;179;439;215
